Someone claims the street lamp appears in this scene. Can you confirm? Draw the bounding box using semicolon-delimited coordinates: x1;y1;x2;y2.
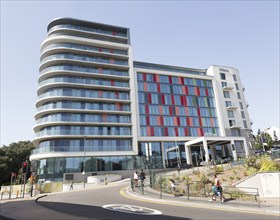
83;135;86;188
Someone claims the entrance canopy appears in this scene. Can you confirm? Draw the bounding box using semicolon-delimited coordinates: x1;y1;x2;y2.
184;136;249;165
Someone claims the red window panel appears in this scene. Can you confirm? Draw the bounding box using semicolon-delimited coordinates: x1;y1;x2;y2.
160;116;164;125
110;49;114;53
156;116;161;125
199;118;203;127
173;117;177;126
197;87;200;96
161;94;165;105
169;106;173;115
98;68;103;73
194;87;198;96
112;31;116;36
115;92;119;99
98;48;102;52
148;93;152;103
110;80;114;86
205;88;209;96
185;86;189;95
157;83;161;92
197;107;201;116
109;59;114;64
182;86;186;94
146;116;150;125
116;103;120;110
186;117;190;126
144;82;148;91
164;127;168;136
175;127;179;136
180;77;184;85
175;106;180;115
147;127;151;136
153;74;157;82
197;128;201;136
200;128;204;136
181;96;187;106
177;117;181;126
143;73;147;81
185;107;189;116
169;76;172;83
185;128;189;136
159;105;163;115
145;104;149;114
151;127;155;136
180;96;184;105
171;95;175;105
156;75;160;82
189;117;193;126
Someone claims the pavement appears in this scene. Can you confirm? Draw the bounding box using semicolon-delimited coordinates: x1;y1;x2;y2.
123;184;280;216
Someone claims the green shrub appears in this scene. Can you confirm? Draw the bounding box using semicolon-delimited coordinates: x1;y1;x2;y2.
245;167;258;176
214;165;224;173
259;156;278;172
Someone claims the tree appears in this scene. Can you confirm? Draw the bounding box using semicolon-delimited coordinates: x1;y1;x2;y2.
0;141;35;186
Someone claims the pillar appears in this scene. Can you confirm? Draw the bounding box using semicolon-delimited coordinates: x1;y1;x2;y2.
203;138;210;164
185;145;193;165
231;140;237;161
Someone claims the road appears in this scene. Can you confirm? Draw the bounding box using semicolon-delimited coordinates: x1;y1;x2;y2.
0;180;279;220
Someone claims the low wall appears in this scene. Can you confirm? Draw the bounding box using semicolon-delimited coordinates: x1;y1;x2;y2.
236;172;280;198
62;174;121;192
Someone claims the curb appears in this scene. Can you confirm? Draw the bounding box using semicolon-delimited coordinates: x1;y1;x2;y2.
121;186;280;216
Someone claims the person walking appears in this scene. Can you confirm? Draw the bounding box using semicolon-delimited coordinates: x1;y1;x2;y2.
70;181;74;190
209;174;225;203
139;169;146;186
133;171;139;188
170;179;176;196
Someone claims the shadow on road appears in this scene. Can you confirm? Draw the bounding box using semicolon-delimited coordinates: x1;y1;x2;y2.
37;201;191;220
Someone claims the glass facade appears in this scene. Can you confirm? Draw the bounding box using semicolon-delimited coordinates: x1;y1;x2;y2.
37;156;134;181
34;18;134;180
137;72;220;137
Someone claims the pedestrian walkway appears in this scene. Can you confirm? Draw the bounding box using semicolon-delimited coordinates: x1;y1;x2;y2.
124;185;280;216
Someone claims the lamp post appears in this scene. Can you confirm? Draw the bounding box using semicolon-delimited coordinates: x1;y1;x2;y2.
83;135;86;188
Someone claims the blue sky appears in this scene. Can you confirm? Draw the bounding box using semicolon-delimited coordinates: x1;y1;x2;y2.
1;1;279;146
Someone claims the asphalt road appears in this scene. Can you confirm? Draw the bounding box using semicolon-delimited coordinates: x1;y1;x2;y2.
0;181;279;220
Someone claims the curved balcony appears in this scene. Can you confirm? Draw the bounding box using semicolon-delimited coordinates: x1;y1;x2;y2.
32;134;133;150
49;24;127;38
39;56;129;73
35;96;131;109
41;43;128;60
39;64;128;79
37;88;130;101
41;53;128;67
37;76;129;94
48;25;128;45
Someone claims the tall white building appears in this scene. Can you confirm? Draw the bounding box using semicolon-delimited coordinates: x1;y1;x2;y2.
31;18;255;181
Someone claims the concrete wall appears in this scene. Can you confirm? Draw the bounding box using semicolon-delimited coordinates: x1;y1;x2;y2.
236;172;280;198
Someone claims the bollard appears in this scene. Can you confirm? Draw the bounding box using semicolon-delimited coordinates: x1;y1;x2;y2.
16;190;19;198
105;177;107;185
1;192;3;200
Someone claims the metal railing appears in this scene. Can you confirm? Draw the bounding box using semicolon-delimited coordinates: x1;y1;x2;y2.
130;173;260;207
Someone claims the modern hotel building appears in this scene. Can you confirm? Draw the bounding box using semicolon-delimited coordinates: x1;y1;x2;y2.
31;18;255;181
